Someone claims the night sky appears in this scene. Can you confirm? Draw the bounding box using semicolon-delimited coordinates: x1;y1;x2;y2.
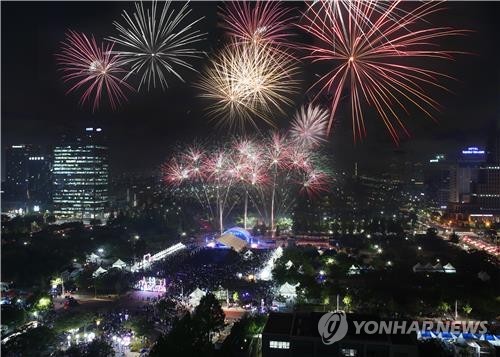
2;1;499;177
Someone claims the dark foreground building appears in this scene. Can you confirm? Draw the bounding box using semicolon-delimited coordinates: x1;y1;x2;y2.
262;312;418;357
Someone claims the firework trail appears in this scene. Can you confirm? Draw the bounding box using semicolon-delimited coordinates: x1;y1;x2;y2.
109;1;205;91
220;1;295;49
163;132;331;235
56;30;134;111
300;0;467;143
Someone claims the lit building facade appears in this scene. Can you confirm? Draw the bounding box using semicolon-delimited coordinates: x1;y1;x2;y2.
448;147;485;204
471;126;500;214
53;128;108;221
4;144;51;212
26;154;52;211
424;154;450;209
5;144;31;203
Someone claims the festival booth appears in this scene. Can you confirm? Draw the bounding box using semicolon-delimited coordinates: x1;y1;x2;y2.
278;282;299;301
189;288;206;307
112;259;127;270
87;253;100;264
443;263;456;274
92;267;107;278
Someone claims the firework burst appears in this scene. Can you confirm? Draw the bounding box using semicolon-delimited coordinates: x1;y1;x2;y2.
163;131;331;235
220;1;295;49
300;0;467;143
197;42;300;131
56;30;133;111
109;1;205;91
290;104;329;148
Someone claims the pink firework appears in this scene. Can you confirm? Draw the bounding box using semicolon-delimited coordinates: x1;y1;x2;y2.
56;30;133;111
300;169;329;198
267;132;290;168
290;104;329;148
299;1;467;144
220;1;295;48
163;159;190;186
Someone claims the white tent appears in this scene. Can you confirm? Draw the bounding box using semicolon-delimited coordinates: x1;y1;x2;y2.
423;263;434;271
443;263;456;273
433;263;444;272
285;260;294;270
278;282;299;300
189;288;206;307
112;259;127;270
92;267;107;278
348;265;360;275
88;253;100;263
412;263;424;272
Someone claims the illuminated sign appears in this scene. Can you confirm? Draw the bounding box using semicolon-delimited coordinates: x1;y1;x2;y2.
462;147;485;155
135;276;167;293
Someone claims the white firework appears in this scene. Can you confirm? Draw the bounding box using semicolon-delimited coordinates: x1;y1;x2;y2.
290;104;329;148
108;1;206;91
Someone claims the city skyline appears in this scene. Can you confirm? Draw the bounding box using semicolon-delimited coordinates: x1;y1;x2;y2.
1;2;499;356
2;2;499;175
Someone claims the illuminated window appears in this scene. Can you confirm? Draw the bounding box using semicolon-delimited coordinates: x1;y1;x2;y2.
269;341;290;349
341;348;357;356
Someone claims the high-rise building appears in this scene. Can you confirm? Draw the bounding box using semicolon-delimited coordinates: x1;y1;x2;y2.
448;146;485;204
5;144;31;203
472;123;500;213
26;154;52;211
4;144;51;212
53;127;108;221
424;154;450;208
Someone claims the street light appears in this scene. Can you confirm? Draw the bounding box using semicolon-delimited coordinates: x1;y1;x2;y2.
134;235;140;240
98;248;104;254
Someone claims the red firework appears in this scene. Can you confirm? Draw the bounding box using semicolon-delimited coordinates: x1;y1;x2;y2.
299;1;467;143
300;169;329;198
56;30;133;111
163;158;190;186
220;1;295;48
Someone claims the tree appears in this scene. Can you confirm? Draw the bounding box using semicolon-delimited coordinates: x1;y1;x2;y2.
1;305;26;332
150;313;212;357
151;294;225;357
438;301;451;316
3;326;56;356
193;293;225;343
462;304;472;320
343;295;353;312
53;311;97;334
124;315;154;337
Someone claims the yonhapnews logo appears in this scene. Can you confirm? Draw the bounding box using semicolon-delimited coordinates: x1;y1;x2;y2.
317;311;348;344
317;312;489;345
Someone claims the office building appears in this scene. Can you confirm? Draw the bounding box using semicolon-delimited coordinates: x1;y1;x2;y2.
448;147;485;205
424;154;450;209
4;144;51;212
472;125;500;214
262;312;418;357
52;127;108;221
26;154;52;211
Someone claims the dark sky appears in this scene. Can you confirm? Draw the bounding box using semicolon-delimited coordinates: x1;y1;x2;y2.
2;1;499;177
